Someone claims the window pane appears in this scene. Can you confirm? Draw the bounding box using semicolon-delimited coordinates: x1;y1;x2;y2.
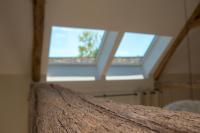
112;32;155;65
49;26;105;64
115;32;155;57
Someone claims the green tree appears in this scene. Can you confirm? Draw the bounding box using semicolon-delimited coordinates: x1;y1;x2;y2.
78;32;99;57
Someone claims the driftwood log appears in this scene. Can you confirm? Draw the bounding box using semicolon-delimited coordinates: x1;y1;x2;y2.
29;83;200;133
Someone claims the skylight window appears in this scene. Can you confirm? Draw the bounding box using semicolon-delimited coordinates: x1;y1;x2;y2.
46;27;172;82
49;26;105;64
115;32;155;57
112;32;155;65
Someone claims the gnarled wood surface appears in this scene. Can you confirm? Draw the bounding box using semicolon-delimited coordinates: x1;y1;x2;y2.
30;83;200;133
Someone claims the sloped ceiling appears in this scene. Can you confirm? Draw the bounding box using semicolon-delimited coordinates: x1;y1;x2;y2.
0;0;199;75
0;0;32;75
45;0;186;36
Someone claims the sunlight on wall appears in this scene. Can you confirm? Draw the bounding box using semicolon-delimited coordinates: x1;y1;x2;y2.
47;76;95;82
106;75;144;81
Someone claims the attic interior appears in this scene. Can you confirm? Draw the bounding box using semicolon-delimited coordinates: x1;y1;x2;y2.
1;0;200;133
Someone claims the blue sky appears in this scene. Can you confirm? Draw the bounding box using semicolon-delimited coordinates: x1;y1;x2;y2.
115;32;155;57
49;26;104;57
49;26;155;58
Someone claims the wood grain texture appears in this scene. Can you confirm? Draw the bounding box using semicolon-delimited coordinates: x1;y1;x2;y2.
190;20;200;28
30;83;200;133
153;2;200;80
32;0;45;82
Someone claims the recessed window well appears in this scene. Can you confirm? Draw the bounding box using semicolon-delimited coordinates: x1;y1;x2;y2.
106;75;144;81
46;27;172;82
47;76;95;82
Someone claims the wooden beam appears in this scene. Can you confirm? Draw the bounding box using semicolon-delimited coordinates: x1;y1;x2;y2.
194;13;200;21
153;3;200;80
190;20;200;28
32;0;45;82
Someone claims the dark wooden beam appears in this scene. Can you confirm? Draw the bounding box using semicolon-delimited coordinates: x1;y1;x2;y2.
32;0;45;82
153;3;200;80
190;20;200;28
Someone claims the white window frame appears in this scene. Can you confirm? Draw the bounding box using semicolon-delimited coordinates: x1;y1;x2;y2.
45;27;172;82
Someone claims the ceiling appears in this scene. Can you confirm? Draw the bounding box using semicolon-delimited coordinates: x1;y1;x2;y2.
0;0;199;75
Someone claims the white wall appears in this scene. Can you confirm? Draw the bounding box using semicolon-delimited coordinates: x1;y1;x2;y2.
0;75;30;133
161;27;200;81
0;0;32;133
0;0;32;75
158;27;200;106
159;0;200;105
50;79;154;96
160;0;200;80
44;0;186;36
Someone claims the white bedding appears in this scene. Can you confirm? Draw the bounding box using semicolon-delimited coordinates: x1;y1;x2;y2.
164;100;200;114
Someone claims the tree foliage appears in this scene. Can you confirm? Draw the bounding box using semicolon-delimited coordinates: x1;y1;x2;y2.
78;32;100;57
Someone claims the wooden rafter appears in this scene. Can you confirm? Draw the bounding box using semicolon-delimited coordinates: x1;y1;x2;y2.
32;0;45;82
153;3;200;80
190;20;200;28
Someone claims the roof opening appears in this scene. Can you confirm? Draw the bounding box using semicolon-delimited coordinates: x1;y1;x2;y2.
46;27;172;82
49;26;105;64
112;32;155;65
